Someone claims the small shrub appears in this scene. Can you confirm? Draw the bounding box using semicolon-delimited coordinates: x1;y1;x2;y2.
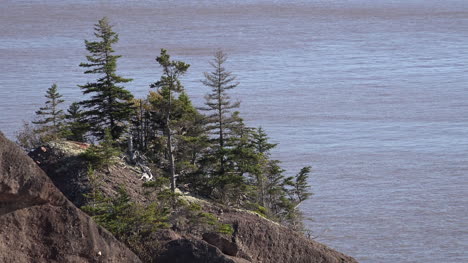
198;212;218;226
143;177;170;188
217;223;234;235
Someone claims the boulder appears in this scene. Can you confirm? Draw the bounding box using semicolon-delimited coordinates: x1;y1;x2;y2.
156;238;240;263
0;132;141;263
202;232;239;257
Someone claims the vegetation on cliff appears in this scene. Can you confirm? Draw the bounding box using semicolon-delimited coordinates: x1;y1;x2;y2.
16;17;315;261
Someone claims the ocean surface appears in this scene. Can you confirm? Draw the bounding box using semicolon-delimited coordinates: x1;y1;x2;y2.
1;0;467;262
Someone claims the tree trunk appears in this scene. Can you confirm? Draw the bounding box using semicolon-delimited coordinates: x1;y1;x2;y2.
166;91;176;193
217;78;225;175
166;124;176;193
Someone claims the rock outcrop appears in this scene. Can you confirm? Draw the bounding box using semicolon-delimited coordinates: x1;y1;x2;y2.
219;210;356;263
0;132;142;263
26;139;359;263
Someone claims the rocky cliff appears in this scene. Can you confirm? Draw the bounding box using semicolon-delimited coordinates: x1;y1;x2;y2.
2;134;358;263
0;132;142;263
27;139;358;263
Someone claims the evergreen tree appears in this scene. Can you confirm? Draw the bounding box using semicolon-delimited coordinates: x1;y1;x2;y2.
135;90;210;195
32;83;65;140
201;51;240;175
233;126;311;226
250;127;278;207
280;166;313;230
252;127;277;155
78;17;134;140
263;159;287;215
171;92;210;175
33;84;65;129
64;102;89;142
140;91;209;182
289;166;313;204
150;49;190;193
82;129;121;172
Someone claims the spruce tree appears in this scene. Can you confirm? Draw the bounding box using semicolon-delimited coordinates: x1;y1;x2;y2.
64;102;89;142
143;90;210;195
78;17;134;140
250;127;278;207
150;49;190;193
32;83;65;138
201;50;241;176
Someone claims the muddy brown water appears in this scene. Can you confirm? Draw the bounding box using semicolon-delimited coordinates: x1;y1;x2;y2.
1;1;467;262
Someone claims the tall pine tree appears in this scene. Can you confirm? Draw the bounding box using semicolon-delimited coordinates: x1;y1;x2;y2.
150;49;190;193
78;17;134;140
201;50;241;176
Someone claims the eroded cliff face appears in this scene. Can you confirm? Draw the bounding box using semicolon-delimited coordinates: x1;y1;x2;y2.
26;139;358;263
0;133;142;263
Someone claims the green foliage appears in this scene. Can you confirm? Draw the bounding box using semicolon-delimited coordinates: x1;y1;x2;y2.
33;84;65;130
290;166;313;203
78;17;134;140
217;223;234;235
187;202;202;212
200;51;241;181
272;166;313;230
182;204;234;235
142;176;171;189
81;129;120;170
149;49;190;193
195;212;234;235
263;160;287;214
16;84;67;150
221;125;313;230
29;83;66;143
252;127;277;155
197;51;254;205
151;49;190;95
5;14;325;245
82;186;170;245
245;202;268;217
139;90;210;195
11;34;316;234
128;98;153;153
198;212;218;225
173;93;210;165
63;102;89;142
